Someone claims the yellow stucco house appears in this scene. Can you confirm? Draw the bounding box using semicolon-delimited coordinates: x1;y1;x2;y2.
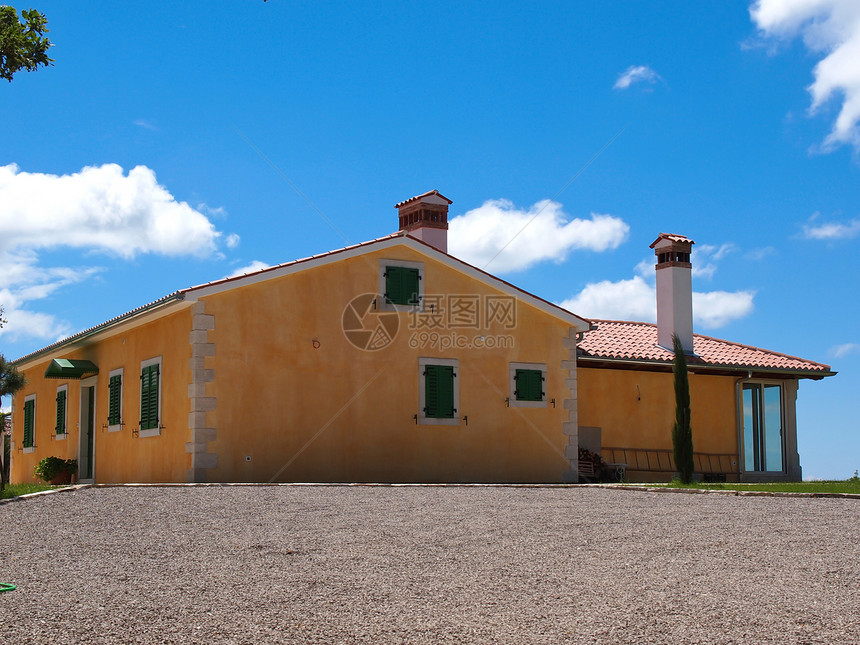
10;191;833;484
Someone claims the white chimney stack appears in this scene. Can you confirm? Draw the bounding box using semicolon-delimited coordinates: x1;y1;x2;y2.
396;190;452;253
650;233;695;354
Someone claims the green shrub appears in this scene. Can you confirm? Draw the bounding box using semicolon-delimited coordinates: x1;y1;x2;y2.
33;456;77;482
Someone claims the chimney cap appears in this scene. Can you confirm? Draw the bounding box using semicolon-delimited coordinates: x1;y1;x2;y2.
650;233;695;249
395;189;453;209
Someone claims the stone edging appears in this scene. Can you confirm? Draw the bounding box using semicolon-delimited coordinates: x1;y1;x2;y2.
1;482;857;502
0;484;91;506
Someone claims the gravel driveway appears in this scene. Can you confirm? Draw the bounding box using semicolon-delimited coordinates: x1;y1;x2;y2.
1;485;857;644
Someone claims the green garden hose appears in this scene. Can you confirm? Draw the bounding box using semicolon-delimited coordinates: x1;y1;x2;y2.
0;583;15;593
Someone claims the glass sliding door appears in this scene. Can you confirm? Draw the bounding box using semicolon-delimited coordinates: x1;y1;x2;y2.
742;383;784;473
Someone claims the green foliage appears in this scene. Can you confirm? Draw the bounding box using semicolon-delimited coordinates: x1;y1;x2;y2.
0;354;26;399
0;6;53;82
671;333;694;484
0;481;54;499
0;358;25;491
849;469;860;483
663;479;860;494
33;456;76;482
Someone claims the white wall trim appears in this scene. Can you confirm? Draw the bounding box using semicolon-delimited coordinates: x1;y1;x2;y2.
187;236;590;331
186;300;218;482
561;328;580;482
78;376;98;483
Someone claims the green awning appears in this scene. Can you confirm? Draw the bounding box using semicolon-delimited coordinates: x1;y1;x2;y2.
44;359;99;380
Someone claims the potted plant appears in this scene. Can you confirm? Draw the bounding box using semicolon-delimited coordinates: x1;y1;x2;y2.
34;456;77;485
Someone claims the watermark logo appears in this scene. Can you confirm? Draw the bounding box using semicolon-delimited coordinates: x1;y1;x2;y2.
342;293;517;352
408;331;515;351
342;293;399;351
409;294;517;331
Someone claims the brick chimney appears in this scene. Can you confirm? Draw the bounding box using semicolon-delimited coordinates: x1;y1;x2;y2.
650;233;695;354
396;190;452;253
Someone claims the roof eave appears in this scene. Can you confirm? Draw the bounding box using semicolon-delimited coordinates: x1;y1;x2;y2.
12;292;188;368
577;355;836;379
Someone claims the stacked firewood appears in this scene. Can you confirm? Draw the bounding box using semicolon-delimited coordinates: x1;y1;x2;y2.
578;448;604;471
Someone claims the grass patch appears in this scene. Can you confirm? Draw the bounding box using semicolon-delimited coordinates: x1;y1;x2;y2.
658;478;860;495
0;482;57;500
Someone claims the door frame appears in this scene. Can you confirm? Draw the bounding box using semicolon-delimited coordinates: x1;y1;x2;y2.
78;376;97;483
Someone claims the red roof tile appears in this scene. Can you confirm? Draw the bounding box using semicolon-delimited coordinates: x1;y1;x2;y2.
650;233;695;247
395;189;452;208
578;320;832;375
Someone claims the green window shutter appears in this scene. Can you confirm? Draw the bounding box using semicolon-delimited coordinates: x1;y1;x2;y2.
55;390;66;434
23;399;35;448
424;365;455;418
108;375;122;426
515;369;544;402
140;364;160;430
385;266;420;306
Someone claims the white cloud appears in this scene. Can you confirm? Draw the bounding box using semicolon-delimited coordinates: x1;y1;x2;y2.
133;119;158;131
225;233;241;249
830;342;860;358
0;163;225;258
693;243;736;279
746;246;777;260
0;163;233;344
560;276;656;322
559;269;755;330
226;260;270;279
448;198;629;273
613;65;662;90
693;290;756;328
802;217;860;239
0;250;101;343
751;0;860;151
634;256;655;277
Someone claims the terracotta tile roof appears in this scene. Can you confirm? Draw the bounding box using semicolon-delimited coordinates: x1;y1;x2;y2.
578;320;833;376
395;189;452;208
650;233;694;247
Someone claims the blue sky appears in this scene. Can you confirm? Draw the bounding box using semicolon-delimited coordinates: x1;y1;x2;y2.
2;1;858;479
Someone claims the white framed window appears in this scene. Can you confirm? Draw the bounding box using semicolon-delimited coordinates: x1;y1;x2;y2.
509;362;547;408
22;394;36;453
55;384;69;438
741;381;784;474
107;368;123;432
139;357;162;438
379;259;424;312
418;357;459;426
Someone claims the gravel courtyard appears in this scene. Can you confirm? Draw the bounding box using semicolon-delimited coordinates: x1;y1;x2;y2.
1;485;858;644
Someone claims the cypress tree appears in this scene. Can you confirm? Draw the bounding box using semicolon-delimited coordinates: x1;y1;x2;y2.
671;333;694;484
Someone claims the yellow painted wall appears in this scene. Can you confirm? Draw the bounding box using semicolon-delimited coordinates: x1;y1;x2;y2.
10;238;763;484
201;245;574;483
577;367;740;467
11;309;192;484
